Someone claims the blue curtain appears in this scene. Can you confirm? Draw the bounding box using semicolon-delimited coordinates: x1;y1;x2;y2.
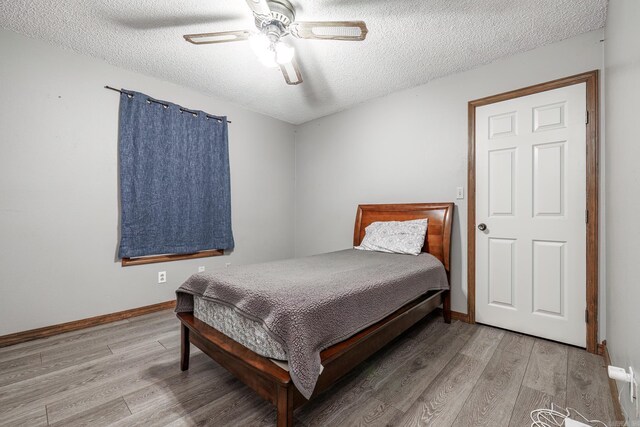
118;90;234;259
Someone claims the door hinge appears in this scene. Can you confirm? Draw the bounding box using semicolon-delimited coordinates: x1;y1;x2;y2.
585;309;589;323
585;110;589;124
585;210;588;223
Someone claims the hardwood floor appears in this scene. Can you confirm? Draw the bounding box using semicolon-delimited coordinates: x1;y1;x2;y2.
0;310;620;426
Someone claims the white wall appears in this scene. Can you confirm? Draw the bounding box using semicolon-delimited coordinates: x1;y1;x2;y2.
0;29;296;336
295;30;605;327
604;0;640;423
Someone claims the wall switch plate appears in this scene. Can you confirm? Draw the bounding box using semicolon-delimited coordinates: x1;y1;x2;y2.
456;187;464;199
198;266;205;272
158;271;166;283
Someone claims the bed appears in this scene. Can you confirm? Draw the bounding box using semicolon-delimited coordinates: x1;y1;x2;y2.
176;202;454;426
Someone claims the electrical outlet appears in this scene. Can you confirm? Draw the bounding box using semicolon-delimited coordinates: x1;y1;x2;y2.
158;271;166;283
630;367;635;400
610;365;639;416
198;266;205;272
636;381;639;419
456;187;464;199
225;262;231;268
631;367;639;418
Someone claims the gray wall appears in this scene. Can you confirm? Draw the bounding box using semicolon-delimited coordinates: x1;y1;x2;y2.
0;27;612;349
294;30;606;327
605;0;640;423
0;29;296;336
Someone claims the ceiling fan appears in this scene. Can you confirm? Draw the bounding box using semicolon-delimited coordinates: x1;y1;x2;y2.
183;0;369;85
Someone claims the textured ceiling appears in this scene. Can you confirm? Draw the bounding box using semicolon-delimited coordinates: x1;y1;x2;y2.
0;0;606;124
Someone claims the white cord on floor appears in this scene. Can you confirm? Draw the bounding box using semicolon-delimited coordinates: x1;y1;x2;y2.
530;403;608;427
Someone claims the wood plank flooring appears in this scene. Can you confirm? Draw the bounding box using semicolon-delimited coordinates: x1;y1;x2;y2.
0;310;620;426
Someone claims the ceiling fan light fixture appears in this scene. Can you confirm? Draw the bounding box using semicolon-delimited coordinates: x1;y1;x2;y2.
257;49;278;68
249;33;278;67
275;42;295;65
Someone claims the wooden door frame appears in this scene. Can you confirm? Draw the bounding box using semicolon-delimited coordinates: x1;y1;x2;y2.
467;70;600;353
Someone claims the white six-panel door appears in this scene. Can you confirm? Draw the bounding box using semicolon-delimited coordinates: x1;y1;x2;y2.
475;83;587;347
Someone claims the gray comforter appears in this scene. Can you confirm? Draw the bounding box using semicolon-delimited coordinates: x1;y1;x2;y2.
175;249;449;399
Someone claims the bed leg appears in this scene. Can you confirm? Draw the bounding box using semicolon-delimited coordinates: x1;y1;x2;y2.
180;323;190;371
276;384;294;427
443;290;452;324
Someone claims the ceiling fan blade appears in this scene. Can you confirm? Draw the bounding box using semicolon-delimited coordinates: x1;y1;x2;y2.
280;59;303;85
244;0;271;19
184;30;250;45
289;21;368;41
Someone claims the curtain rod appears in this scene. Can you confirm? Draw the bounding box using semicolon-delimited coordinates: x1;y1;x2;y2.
104;86;231;123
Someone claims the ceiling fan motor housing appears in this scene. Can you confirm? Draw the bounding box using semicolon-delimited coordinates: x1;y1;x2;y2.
255;0;295;30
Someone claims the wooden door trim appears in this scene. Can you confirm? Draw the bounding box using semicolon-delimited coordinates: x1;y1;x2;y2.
467;70;600;353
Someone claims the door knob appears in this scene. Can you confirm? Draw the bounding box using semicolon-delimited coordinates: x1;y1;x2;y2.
477;223;487;231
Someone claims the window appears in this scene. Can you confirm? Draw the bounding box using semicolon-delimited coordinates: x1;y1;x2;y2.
117;90;234;266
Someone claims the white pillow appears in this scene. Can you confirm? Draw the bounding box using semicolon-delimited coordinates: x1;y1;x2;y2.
354;218;428;256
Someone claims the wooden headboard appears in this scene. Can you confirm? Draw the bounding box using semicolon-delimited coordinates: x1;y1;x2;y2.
353;203;454;272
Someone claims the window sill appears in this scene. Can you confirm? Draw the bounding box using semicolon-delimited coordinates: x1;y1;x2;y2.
121;250;224;267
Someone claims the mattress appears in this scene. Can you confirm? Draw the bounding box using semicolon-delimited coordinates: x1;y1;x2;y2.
193;295;288;360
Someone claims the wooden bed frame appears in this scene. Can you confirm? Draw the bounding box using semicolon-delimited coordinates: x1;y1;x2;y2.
177;202;454;426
